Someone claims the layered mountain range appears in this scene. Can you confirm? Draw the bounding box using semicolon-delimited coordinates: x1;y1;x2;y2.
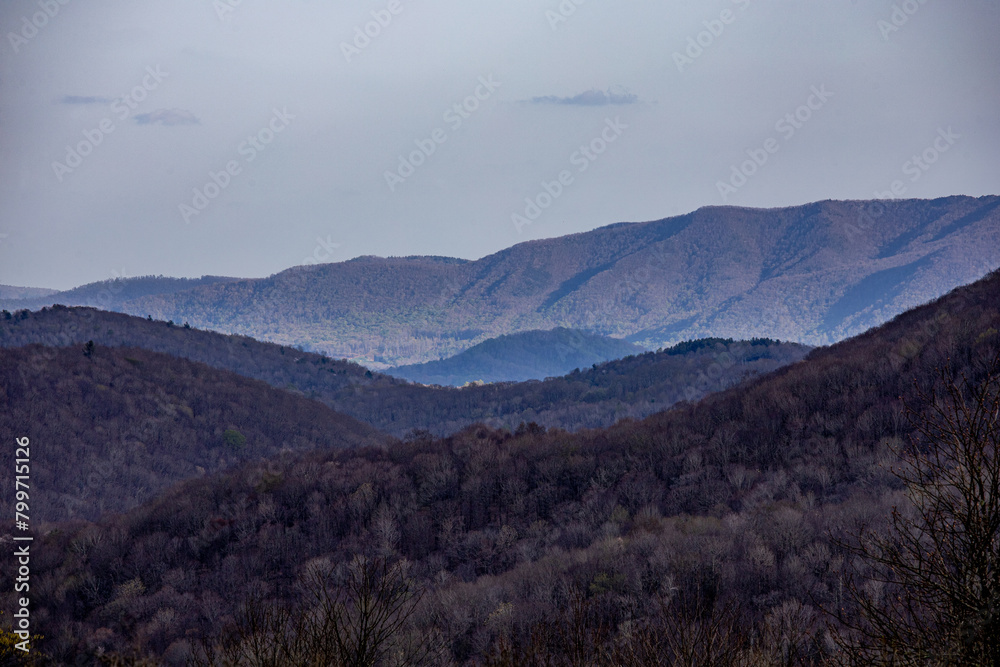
5;262;998;664
0;307;809;437
5;196;998;367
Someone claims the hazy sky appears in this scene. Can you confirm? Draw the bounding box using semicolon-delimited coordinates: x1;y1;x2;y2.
1;0;998;290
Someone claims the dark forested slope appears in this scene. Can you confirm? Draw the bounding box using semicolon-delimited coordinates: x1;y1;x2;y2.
0;306;809;436
0;343;390;523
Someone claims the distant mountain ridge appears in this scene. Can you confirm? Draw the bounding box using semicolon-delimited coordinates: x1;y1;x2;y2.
0;284;58;300
5;196;999;366
386;327;643;386
0;274;238;312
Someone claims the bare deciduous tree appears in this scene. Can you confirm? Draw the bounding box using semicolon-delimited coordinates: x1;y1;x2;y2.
835;354;1000;665
191;555;424;667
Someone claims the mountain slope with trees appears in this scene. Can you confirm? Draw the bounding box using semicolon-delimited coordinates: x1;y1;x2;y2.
6;197;995;367
0;306;809;436
0;343;391;523
0;284;58;300
0;275;239;313
385;327;643;386
8;267;999;664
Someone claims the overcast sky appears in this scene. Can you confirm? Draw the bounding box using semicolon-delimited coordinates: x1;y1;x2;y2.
1;0;997;290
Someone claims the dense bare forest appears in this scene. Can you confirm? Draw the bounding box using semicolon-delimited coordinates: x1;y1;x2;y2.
2;268;998;664
0;344;390;522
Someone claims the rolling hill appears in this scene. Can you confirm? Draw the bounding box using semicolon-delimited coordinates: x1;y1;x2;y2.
0;284;58;300
385;327;643;386
0;343;391;522
4;197;997;367
0;274;239;312
0;306;809;436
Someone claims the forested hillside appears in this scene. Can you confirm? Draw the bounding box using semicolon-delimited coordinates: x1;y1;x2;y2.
8;268;998;664
0;285;57;301
0;307;809;436
0;343;390;522
386;327;643;385
8;197;995;366
0;275;238;313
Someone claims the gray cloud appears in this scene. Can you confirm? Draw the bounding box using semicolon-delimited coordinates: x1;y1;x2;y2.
133;109;200;126
530;88;639;107
59;95;112;105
